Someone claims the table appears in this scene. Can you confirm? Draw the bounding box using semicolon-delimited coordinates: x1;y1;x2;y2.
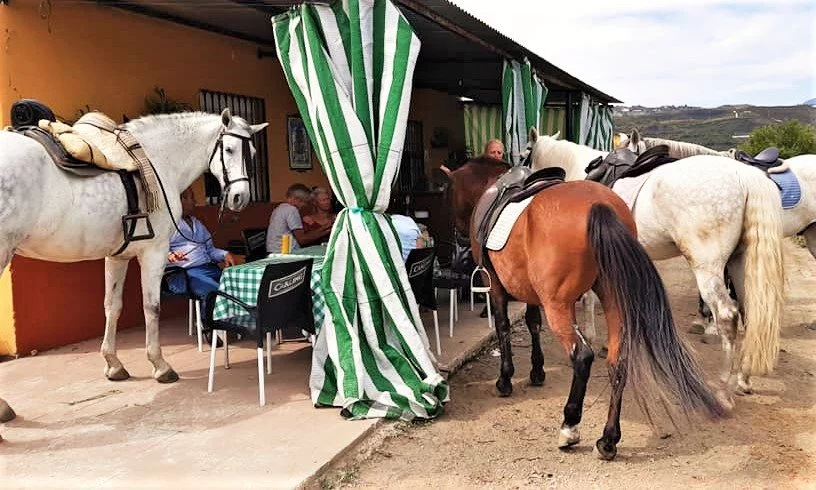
213;246;327;332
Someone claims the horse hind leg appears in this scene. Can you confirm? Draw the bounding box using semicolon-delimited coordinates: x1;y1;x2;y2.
525;304;545;386
138;249;178;383
543;299;593;450
691;263;740;386
489;279;514;396
726;253;754;394
101;257;132;381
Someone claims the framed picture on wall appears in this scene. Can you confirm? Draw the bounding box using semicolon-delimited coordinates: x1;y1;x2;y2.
287;115;312;171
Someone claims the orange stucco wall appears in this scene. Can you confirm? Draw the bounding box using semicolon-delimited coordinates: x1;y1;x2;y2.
0;1;465;356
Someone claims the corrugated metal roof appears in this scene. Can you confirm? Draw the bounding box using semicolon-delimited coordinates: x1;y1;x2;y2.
98;0;619;104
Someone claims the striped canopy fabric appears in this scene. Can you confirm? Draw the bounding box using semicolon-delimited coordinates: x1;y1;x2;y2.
463;104;502;158
272;0;448;421
574;93;615;151
539;107;566;138
502;58;548;165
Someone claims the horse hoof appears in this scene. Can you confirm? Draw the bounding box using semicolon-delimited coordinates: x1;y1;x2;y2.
688;322;706;335
700;334;720;345
0;399;16;423
557;426;580;448
597;346;608;359
736;384;753;395
495;378;513;397
155;369;179;384
529;370;545;387
594;439;617;460
105;366;131;381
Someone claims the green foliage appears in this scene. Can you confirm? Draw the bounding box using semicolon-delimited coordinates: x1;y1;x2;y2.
740;119;816;158
143;86;192;115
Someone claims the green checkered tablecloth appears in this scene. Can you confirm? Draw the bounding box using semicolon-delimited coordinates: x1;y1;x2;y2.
213;248;326;332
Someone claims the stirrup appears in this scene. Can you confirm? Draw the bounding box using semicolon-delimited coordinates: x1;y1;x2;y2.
470;265;492;293
122;213;155;242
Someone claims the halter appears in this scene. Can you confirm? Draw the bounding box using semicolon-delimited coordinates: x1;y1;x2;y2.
208;129;252;194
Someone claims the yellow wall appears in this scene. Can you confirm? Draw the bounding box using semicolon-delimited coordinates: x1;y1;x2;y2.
409;88;466;173
0;270;15;356
0;0;330;200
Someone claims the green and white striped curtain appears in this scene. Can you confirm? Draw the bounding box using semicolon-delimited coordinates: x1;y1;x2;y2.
463;104;502;158
502;58;548;165
273;0;448;421
539;107;566;137
574;93;614;150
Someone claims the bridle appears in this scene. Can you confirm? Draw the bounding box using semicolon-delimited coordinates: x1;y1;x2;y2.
207;128;252;195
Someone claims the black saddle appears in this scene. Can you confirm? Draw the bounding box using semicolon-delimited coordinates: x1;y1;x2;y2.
11;99;56;128
733;147;783;171
585;145;677;188
472;165;566;254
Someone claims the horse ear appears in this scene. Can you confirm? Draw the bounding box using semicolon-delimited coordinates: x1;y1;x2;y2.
551;130;561;140
529;127;539;143
220;108;232;127
250;122;269;134
630;128;641;145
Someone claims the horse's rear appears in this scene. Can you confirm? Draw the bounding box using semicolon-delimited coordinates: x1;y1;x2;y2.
484;179;727;460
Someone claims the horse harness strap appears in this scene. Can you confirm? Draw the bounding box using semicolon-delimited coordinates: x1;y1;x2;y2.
471;166;566;267
111;170;155;256
585;145;677;188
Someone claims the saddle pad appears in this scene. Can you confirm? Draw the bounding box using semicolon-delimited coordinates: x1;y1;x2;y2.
611;173;652;211
768;170;801;209
486;196;534;251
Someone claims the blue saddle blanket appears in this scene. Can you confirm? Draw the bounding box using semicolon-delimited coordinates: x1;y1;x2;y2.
769;170;801;209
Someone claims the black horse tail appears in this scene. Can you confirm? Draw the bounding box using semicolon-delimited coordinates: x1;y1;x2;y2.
587;203;728;425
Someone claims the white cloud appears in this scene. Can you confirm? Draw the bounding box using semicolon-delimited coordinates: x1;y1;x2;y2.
448;0;816;106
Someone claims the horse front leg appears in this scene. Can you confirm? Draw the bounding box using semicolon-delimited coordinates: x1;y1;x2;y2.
490;280;513;396
101;257;131;380
525;304;545;386
138;249;179;383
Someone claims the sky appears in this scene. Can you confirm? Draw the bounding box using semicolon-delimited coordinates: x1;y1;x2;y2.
448;0;816;107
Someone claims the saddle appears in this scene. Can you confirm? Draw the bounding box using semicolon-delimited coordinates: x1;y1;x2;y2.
471;165;566;261
8;99;158;254
733;147;785;172
585;145;677;188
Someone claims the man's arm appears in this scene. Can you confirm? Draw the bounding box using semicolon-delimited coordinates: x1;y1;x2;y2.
292;223;332;247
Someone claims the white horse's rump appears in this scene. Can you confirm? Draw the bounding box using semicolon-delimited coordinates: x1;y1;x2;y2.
0;109;267;438
529;129;785;394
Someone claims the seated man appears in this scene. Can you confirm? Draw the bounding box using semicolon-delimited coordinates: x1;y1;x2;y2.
166;188;236;305
302;186;337;242
266;183;332;253
390;214;425;261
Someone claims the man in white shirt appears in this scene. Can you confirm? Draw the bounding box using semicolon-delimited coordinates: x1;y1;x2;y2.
266;183;332;253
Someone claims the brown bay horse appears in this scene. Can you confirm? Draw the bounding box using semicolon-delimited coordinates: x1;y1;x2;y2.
443;156;728;460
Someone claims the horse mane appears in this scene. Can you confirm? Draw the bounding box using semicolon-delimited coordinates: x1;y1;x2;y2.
125;111;251;133
642;137;726;158
462;156;510;177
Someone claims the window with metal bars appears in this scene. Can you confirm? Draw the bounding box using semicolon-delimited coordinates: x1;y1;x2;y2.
199;89;269;204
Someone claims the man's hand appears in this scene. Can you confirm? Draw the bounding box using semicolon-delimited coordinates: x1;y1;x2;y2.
222;252;237;267
168;251;187;263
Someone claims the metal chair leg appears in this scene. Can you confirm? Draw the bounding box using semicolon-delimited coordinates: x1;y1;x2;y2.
223;332;230;369
188;300;194;336
449;290;455;338
433;310;441;356
195;299;203;352
266;332;272;375
257;347;265;406
207;330;218;393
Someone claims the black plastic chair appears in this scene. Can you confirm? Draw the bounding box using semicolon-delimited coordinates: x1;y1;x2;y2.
405;248;441;355
203;259;314;406
242;228;268;262
161;266;204;352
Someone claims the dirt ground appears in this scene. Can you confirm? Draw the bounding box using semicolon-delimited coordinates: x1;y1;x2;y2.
317;240;816;489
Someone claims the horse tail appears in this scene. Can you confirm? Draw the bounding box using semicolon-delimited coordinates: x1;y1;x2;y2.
588;203;728;423
738;168;785;376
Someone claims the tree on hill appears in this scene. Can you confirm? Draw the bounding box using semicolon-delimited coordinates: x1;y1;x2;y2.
740;119;816;158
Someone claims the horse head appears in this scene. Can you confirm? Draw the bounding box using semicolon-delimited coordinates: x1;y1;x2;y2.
440;156;509;237
210;108;268;212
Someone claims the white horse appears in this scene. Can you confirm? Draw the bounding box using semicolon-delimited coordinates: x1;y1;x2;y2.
528;128;786;395
0;109;267;432
624;129;816;246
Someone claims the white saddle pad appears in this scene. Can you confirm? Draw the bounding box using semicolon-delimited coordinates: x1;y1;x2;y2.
486;196;534;251
612;173;652;210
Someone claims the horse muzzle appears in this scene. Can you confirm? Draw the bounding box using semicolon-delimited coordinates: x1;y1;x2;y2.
224;182;250;212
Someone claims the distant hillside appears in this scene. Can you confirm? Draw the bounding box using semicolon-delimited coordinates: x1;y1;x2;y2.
804;98;816;106
613;105;816;151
